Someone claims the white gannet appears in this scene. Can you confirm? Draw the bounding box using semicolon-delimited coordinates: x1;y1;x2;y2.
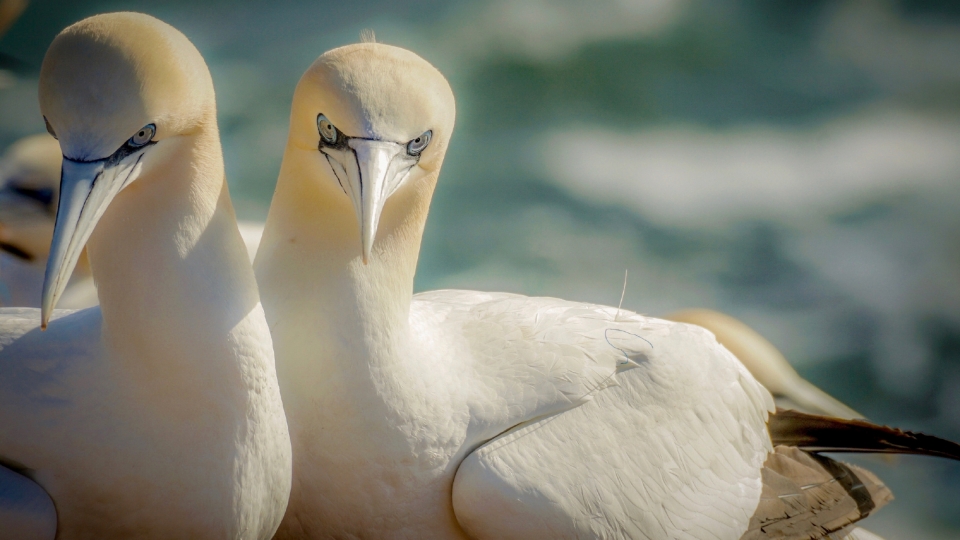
666;308;863;420
0;12;291;539
0;134;98;309
255;42;960;539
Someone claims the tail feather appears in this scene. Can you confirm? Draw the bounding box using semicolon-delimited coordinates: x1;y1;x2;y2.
769;409;960;461
743;446;892;540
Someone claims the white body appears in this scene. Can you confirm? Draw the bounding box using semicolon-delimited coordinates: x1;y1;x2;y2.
0;301;289;538
263;276;773;538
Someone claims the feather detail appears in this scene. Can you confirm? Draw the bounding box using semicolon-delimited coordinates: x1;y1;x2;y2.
742;446;892;540
359;28;376;43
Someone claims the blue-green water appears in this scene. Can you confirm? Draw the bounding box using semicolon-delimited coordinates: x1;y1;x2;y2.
2;1;960;536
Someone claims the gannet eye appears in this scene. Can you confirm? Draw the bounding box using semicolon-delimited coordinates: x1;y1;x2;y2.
129;124;156;147
406;130;432;156
317;114;338;145
44;116;57;140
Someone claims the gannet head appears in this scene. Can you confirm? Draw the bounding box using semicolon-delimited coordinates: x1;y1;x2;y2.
38;12;216;327
289;42;455;262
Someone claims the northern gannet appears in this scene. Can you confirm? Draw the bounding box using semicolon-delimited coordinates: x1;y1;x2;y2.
666;308;863;420
0;12;291;539
255;42;960;539
0;134;98;309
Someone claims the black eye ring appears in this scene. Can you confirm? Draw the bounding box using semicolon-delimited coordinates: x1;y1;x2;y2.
317;114;338;145
129;124;156;148
406;130;432;156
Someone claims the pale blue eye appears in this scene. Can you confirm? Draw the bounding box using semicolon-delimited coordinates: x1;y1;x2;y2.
406;130;432;156
317;114;338;144
129;124;155;147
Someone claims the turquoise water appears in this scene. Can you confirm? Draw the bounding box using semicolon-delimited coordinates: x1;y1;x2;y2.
3;1;960;536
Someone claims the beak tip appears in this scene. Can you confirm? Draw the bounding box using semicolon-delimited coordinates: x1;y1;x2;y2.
361;239;372;265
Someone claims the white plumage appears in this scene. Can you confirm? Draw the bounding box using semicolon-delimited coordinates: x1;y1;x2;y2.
437;293;773;539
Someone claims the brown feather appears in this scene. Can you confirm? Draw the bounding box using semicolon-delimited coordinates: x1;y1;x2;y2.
769;408;960;460
741;446;893;540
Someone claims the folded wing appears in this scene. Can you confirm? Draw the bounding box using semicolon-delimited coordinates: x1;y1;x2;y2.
446;301;774;540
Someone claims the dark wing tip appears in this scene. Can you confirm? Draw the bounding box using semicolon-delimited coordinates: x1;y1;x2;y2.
769;408;960;461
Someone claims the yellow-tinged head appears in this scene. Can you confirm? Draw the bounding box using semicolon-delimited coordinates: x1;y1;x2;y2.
40;12;214;161
287;42;455;262
37;12;216;327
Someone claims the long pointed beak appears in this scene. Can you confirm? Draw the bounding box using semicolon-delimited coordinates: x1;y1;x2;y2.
322;139;417;263
40;153;145;328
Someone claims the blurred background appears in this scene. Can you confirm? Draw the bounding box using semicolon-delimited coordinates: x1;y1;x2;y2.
2;0;959;536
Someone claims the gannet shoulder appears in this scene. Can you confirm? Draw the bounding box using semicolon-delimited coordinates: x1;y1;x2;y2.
437;299;772;538
414;291;768;419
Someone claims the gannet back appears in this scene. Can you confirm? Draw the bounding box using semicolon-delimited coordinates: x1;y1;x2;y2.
449;306;773;539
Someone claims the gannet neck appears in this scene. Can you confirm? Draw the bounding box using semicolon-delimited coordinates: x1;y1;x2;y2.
256;42;465;537
259;143;435;370
87;121;259;368
260;140;457;539
257;43;453;367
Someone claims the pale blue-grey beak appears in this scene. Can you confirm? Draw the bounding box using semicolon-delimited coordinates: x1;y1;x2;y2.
322;139;417;263
41;151;145;328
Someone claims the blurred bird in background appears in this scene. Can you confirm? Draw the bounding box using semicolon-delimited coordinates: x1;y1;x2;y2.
0;133;97;308
667;308;864;420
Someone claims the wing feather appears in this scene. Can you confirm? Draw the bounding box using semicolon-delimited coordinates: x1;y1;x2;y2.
741;446;892;540
445;298;774;540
